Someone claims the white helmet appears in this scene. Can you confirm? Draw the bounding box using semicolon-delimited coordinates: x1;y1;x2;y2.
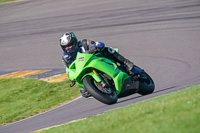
60;32;78;50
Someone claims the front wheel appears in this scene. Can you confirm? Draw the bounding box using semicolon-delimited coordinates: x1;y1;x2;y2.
82;76;118;105
138;72;155;95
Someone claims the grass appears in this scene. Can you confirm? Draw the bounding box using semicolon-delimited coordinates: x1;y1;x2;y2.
0;0;16;3
38;84;200;133
0;78;80;126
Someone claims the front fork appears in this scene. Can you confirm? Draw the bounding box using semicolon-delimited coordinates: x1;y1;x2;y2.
92;69;107;88
92;68;113;94
91;68;102;83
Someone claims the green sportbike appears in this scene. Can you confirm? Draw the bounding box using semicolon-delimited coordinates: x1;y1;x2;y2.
66;49;155;105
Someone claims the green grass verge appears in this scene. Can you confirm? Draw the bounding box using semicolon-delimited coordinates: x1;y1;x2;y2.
38;85;200;133
0;78;80;126
0;0;16;3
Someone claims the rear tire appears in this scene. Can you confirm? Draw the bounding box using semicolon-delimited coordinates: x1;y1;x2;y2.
138;72;155;95
82;76;118;105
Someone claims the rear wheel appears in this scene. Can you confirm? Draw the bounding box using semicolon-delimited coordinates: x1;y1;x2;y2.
82;76;118;105
138;72;155;95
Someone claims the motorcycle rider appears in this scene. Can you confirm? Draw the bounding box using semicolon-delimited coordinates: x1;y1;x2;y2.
60;32;134;97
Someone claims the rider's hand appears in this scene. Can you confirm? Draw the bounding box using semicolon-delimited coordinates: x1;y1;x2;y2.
88;42;105;54
88;46;98;54
96;42;105;51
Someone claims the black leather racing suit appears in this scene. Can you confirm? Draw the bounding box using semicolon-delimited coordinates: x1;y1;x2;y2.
62;39;134;74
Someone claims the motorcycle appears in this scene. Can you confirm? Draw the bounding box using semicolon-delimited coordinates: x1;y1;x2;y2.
66;49;155;105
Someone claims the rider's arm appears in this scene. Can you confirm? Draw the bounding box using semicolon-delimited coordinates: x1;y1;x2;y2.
79;39;105;54
62;51;73;68
62;57;68;67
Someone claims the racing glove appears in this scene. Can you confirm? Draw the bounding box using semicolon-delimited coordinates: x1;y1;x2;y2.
88;46;98;54
88;42;105;54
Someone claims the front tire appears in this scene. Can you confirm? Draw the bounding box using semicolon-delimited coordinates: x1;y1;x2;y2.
82;76;118;105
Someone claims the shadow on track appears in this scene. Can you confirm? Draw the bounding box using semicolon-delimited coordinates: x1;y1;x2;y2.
117;86;178;104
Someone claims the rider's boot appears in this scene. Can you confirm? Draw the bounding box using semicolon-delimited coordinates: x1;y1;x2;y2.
124;59;134;75
80;88;91;98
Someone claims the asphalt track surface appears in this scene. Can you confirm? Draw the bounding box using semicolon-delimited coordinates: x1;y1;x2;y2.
0;0;200;132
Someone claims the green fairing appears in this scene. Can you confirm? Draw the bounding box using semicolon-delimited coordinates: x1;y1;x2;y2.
66;52;129;95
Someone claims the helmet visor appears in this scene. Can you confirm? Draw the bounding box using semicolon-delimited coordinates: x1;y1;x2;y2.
65;45;73;50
